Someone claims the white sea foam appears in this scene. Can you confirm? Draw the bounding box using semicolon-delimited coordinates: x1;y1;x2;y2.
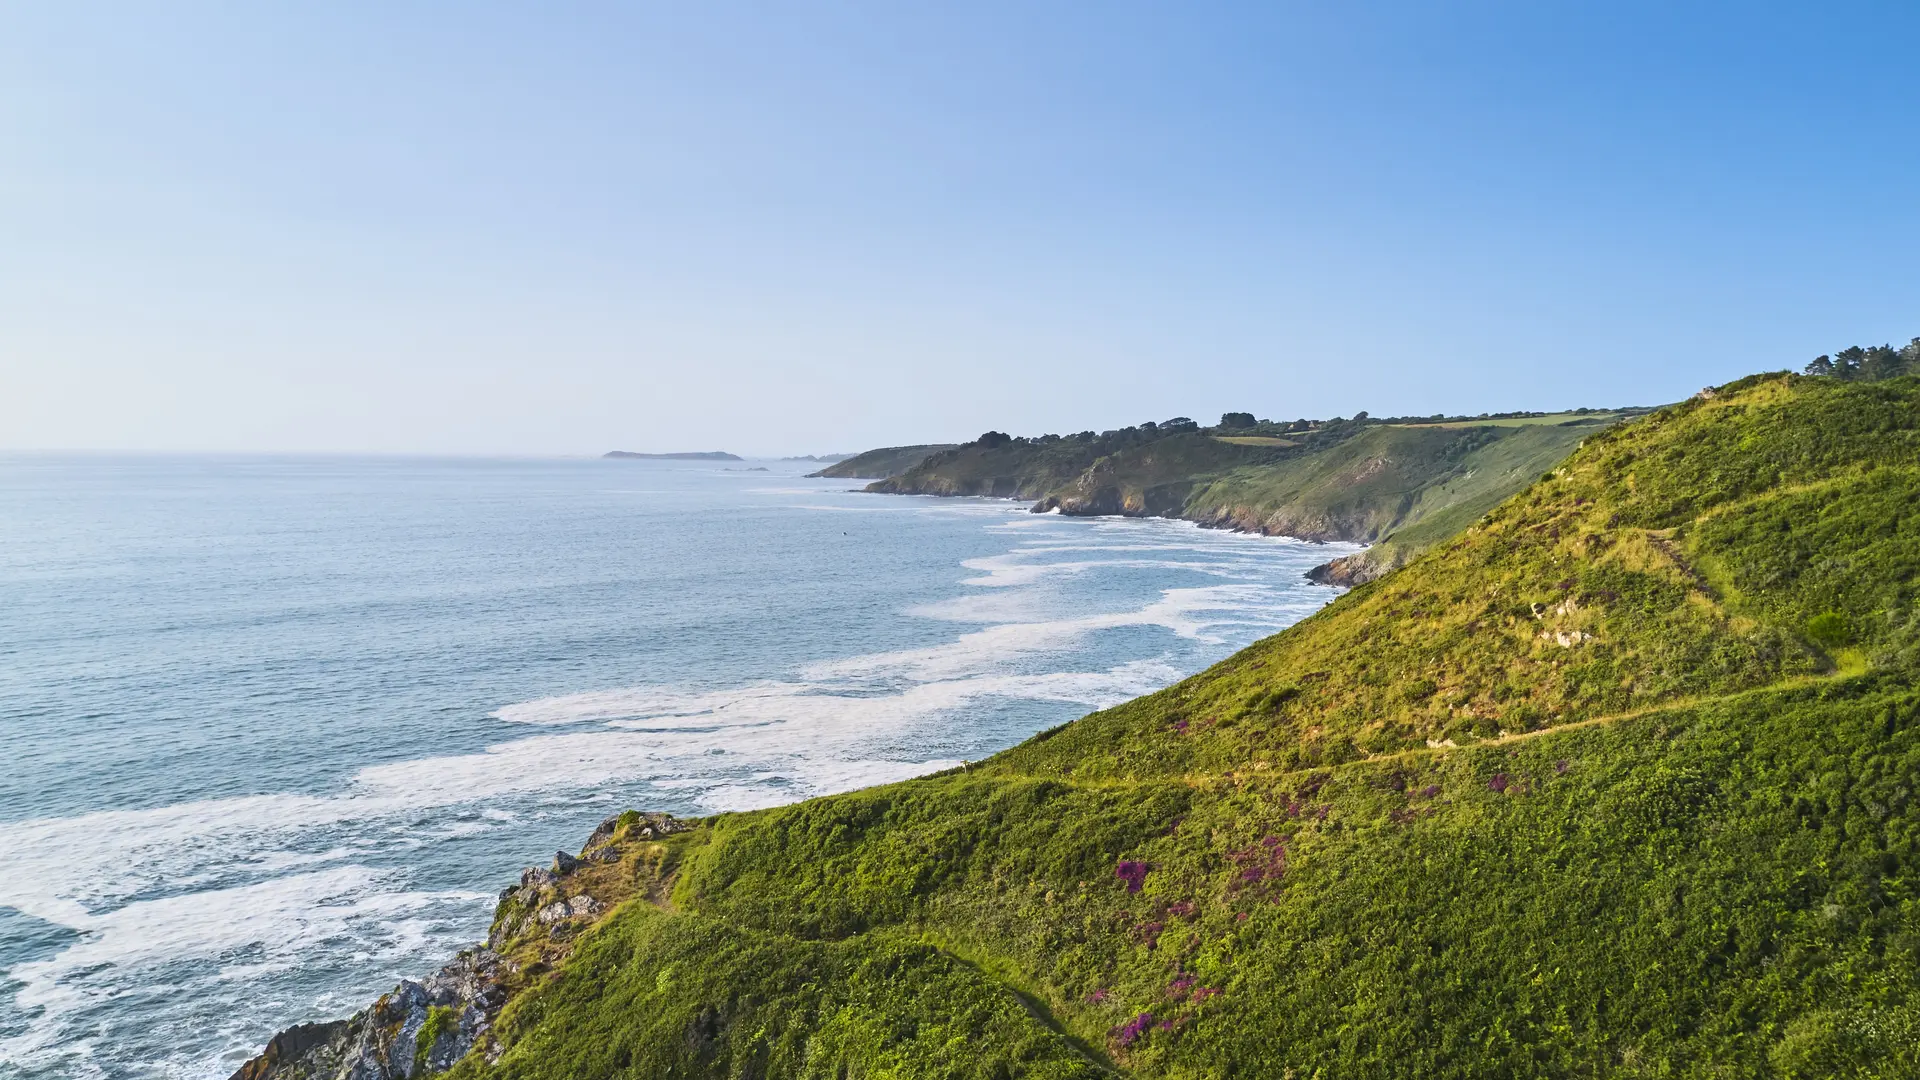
0;505;1352;1079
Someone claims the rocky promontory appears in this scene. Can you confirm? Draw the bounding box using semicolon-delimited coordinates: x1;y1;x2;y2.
229;812;695;1080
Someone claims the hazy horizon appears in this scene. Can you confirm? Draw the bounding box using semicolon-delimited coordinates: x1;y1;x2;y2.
6;3;1917;456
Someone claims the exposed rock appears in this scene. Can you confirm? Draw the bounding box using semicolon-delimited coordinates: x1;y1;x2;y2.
230;810;693;1079
1306;551;1389;588
227;949;514;1080
583;811;693;851
227;1020;352;1080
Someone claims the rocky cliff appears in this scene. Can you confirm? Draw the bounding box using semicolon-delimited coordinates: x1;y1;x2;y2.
230;813;694;1080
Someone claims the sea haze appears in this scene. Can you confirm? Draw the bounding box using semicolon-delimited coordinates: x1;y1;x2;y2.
0;455;1357;1079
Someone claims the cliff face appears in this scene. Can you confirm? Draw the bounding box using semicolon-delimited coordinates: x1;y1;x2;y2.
231;949;512;1080
961;420;1610;578
231;813;693;1080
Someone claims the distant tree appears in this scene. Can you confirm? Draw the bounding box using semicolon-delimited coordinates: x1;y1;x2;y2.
1220;411;1256;429
1163;417;1198;432
1804;338;1918;382
977;431;1012;448
1836;346;1867;379
1864;345;1904;381
1353;410;1370;423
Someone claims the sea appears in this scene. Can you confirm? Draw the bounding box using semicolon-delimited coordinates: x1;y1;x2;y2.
0;454;1355;1079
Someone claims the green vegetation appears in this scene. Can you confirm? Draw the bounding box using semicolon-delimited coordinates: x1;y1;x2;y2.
426;374;1920;1078
868;421;1231;501
416;1006;460;1075
811;444;960;480
1183;420;1607;562
866;410;1644;583
1804;338;1920;381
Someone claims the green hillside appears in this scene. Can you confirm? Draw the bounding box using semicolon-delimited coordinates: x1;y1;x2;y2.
866;423;1248;500
810;444;960;479
245;373;1920;1079
873;413;1640;583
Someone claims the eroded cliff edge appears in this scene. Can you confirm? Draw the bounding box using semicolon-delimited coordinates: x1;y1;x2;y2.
232;813;695;1080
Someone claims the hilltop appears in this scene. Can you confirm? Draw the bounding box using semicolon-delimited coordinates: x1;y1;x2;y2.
870;410;1642;583
810;444;960;479
238;370;1920;1079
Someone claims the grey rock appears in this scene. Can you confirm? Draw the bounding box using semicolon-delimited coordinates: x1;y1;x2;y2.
229;950;516;1080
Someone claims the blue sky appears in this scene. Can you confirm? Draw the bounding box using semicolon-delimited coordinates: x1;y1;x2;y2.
4;2;1916;454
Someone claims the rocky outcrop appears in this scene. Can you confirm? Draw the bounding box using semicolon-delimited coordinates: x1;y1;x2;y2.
227;949;512;1080
1304;550;1388;588
1180;499;1400;545
230;811;696;1080
1029;482;1195;519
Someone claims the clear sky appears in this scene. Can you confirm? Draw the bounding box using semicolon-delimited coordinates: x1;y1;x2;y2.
4;2;1916;456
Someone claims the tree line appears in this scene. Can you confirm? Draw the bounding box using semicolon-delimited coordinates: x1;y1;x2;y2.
1805;338;1920;381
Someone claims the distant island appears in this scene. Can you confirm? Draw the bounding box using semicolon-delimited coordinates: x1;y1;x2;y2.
602;450;742;461
781;453;855;463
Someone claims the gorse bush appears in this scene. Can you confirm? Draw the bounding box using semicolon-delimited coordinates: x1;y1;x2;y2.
445;373;1920;1079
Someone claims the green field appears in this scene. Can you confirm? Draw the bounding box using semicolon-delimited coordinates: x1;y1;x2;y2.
1209;435;1298;447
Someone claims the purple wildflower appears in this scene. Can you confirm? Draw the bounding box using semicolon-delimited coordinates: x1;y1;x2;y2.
1239;866;1265;883
1112;1012;1155;1048
1172;718;1190;733
1554;759;1570;774
1420;784;1442;798
1167;900;1196;918
1193;986;1222;1002
1235;911;1249;922
1314;804;1331;821
1087;988;1108;1004
1115;860;1151;894
1260;835;1282;848
1489;773;1510;793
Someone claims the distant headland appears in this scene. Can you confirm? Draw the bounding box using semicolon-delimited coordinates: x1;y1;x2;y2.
602;450;742;461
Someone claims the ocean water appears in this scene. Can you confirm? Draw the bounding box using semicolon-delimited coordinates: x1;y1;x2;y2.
0;455;1355;1079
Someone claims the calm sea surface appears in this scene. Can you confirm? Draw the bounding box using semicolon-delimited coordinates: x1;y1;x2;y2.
0;454;1354;1079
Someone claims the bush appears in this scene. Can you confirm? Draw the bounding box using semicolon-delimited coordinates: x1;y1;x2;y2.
1807;611;1854;649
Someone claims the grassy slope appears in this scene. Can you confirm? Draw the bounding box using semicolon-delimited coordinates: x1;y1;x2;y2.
1029;434;1295;516
1180;420;1606;544
864;433;1242;500
811;445;960;480
453;374;1920;1080
872;418;1624;581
